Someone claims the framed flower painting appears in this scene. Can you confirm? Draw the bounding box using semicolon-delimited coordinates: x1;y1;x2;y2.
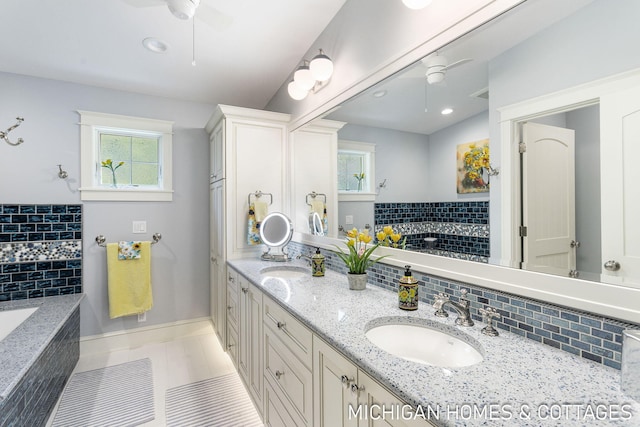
456;139;490;194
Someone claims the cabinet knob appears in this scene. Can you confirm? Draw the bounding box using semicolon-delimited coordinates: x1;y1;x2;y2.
340;375;353;389
276;321;286;330
275;370;284;380
227;306;232;311
604;260;621;271
241;287;249;294
350;382;364;396
227;343;233;350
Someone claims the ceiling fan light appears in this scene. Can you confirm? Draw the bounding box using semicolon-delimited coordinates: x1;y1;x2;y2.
288;80;308;100
167;0;200;20
294;61;315;91
402;0;432;10
426;72;444;84
310;49;333;81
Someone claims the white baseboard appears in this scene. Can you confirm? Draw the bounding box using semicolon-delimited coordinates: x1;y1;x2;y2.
80;317;214;356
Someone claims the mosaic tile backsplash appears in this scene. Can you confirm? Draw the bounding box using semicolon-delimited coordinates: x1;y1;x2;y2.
374;201;489;261
0;204;82;301
289;241;639;370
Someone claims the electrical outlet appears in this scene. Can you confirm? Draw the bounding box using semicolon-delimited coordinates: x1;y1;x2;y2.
345;215;354;225
138;312;146;322
132;221;147;234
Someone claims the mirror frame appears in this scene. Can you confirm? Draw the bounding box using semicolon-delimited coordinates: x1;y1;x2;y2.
291;2;640;324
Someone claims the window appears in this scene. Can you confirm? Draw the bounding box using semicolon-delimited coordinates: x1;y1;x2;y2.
79;111;173;201
338;140;375;202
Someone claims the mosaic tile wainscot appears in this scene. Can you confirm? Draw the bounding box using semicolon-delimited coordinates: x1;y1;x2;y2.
288;241;640;371
0;204;82;301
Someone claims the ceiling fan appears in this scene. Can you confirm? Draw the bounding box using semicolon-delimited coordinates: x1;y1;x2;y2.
422;53;473;85
121;0;233;30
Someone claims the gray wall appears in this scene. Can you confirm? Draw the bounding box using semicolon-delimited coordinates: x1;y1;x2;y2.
0;71;215;337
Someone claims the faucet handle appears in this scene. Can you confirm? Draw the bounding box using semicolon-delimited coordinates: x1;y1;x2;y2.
433;293;449;318
479;307;501;336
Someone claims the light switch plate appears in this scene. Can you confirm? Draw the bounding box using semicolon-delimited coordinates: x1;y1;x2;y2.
132;221;147;234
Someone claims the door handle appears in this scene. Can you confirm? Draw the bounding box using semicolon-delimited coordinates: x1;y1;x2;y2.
604;260;621;271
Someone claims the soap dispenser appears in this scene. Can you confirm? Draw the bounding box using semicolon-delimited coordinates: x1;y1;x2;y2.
398;265;418;310
311;247;325;277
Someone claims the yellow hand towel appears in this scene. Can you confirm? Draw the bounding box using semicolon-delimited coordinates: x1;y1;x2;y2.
254;200;269;222
107;241;153;319
311;200;324;215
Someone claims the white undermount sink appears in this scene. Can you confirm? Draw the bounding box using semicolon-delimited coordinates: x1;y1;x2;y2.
365;318;484;368
260;266;308;279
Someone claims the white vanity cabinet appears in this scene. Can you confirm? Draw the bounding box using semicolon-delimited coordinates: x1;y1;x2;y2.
238;274;264;415
206;104;290;352
313;335;436;427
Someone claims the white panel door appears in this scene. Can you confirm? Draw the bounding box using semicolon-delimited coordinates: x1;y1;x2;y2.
600;85;640;286
521;122;576;277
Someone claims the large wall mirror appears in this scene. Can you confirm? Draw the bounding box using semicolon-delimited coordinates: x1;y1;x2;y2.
298;0;640;294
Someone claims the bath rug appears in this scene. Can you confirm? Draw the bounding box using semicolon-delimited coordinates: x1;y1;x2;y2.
52;358;154;427
165;373;262;427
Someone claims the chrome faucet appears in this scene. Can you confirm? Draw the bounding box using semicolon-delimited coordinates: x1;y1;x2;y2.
296;253;312;265
433;289;474;327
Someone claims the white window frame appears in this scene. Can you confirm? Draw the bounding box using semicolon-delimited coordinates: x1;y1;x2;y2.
79;111;174;201
338;140;376;202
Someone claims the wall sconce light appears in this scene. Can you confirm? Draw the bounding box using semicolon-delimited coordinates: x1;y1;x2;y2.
402;0;433;10
288;49;334;100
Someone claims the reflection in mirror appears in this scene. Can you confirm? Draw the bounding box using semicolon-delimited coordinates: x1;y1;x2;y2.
309;211;324;236
260;212;293;262
314;0;640;286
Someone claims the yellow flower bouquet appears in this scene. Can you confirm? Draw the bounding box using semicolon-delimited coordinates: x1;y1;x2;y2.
334;228;389;274
376;225;406;250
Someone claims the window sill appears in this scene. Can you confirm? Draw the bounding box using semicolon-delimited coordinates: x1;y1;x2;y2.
338;192;376;202
80;188;173;202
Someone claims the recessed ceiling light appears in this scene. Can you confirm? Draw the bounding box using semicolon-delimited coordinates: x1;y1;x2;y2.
372;90;387;98
441;108;453;115
142;37;169;54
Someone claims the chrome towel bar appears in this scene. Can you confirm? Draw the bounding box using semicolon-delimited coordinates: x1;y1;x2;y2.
95;233;162;247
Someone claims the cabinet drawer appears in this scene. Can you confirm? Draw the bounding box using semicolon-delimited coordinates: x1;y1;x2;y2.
264;329;312;426
227;268;239;293
264;380;305;427
263;297;313;369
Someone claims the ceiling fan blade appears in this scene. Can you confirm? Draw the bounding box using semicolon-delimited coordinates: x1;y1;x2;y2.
196;3;233;30
444;58;473;71
121;0;165;8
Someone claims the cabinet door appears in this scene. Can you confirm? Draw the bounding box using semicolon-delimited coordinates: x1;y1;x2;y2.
355;371;435;427
248;283;264;412
210;181;225;342
238;276;264;415
238;274;251;383
313;336;359;427
210;121;224;182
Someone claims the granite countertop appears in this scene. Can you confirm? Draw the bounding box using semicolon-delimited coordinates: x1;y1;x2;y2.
228;258;640;426
0;294;84;401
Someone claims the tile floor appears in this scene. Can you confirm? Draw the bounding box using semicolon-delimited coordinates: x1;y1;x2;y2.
46;324;259;426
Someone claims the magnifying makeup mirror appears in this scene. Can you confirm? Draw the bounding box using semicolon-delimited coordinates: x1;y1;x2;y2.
260;212;293;261
309;211;324;236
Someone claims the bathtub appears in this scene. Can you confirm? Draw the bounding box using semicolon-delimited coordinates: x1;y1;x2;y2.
0;306;38;342
0;294;83;426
